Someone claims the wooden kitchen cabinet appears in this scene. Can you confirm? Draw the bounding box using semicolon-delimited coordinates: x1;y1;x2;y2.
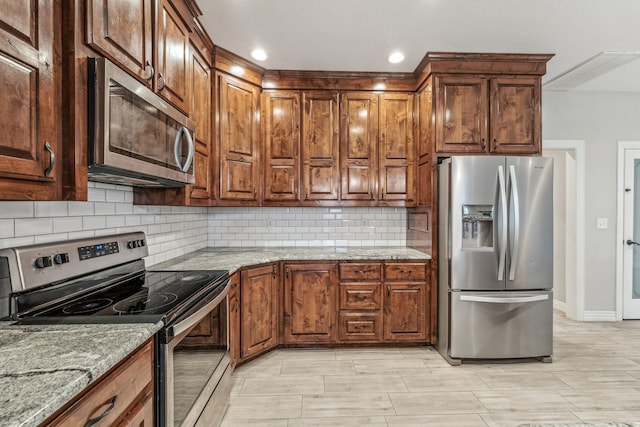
86;0;191;113
379;93;415;203
262;90;301;203
228;272;241;367
46;339;154;426
302;91;341;203
187;25;213;202
283;262;337;344
340;92;378;201
434;75;541;155
383;262;429;342
337;262;383;343
217;72;261;204
240;264;279;359
0;0;62;200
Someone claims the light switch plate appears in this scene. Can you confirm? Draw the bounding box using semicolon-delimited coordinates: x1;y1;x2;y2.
597;217;608;229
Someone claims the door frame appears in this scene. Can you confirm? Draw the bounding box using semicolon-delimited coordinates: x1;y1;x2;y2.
542;139;585;321
616;141;640;320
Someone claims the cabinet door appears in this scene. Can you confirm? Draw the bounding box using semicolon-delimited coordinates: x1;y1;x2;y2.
283;263;337;344
263;91;301;203
490;77;541;154
302;91;340;202
218;73;260;202
435;76;488;153
86;0;153;85
416;82;433;208
0;0;60;200
240;264;278;359
188;43;212;201
383;283;427;341
379;93;414;203
340;92;378;201
156;0;190;113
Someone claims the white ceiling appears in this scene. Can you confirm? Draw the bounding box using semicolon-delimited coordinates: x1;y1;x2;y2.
198;0;640;92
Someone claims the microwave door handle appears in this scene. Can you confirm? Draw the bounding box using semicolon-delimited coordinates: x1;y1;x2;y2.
174;126;194;173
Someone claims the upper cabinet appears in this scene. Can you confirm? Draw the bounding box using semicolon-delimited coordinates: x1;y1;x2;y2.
302;91;340;203
86;0;191;113
85;0;154;85
155;0;191;113
378;93;415;203
0;0;61;200
262;90;301;203
424;53;552;156
217;72;261;204
340;92;378;201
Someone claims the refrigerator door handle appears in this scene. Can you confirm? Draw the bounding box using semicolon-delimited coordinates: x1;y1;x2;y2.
497;165;508;281
460;294;549;304
508;164;521;281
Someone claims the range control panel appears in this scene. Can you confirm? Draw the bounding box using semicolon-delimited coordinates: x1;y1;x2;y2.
0;232;149;292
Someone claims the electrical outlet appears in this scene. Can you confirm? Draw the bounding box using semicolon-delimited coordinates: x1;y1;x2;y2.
596;218;608;229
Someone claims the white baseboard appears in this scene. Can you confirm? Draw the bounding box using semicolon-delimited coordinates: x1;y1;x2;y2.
583;310;617;322
553;299;567;313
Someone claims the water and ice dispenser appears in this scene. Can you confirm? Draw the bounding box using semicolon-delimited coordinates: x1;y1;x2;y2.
461;204;494;249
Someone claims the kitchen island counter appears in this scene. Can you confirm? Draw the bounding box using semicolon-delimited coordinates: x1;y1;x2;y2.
152;246;430;272
0;322;162;427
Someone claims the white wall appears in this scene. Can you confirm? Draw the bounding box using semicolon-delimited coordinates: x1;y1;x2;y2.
0;183;209;266
545;149;567;304
542;90;640;312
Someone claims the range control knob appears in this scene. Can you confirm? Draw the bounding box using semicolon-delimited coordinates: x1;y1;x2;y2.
35;256;53;269
53;253;70;265
138;239;145;247
127;241;136;249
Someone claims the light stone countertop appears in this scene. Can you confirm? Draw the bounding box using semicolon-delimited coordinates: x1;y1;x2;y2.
0;322;162;427
151;246;431;273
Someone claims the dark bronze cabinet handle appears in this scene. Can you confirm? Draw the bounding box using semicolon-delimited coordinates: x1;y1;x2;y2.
144;60;154;82
353;294;367;301
481;138;486;150
84;395;117;427
44;142;55;177
493;139;499;152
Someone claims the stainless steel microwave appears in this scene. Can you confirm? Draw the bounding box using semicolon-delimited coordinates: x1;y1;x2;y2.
88;57;195;187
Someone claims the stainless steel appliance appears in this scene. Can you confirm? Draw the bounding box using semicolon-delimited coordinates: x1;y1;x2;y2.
88;57;195;187
0;232;231;427
437;156;553;365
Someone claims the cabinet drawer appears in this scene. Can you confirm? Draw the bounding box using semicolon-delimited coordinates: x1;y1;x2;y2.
50;340;154;426
338;313;382;342
339;263;381;281
384;263;427;281
339;283;381;310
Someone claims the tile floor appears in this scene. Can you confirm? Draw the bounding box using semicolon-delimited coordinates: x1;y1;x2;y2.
221;312;640;426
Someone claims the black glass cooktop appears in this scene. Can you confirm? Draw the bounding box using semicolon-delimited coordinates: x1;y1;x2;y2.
13;263;228;325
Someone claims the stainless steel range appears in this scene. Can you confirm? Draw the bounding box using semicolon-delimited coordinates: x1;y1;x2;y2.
0;232;231;427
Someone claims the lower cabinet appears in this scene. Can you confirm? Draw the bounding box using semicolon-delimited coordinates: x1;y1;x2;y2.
240;263;279;359
383;262;430;342
283;262;337;344
337;262;383;343
46;339;154;426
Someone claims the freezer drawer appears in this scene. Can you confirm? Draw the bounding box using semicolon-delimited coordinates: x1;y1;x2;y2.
449;290;552;360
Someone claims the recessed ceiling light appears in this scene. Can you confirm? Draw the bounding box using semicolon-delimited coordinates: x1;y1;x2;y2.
388;51;405;64
251;49;267;61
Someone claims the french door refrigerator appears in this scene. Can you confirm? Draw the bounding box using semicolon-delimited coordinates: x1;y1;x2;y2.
437;156;553;365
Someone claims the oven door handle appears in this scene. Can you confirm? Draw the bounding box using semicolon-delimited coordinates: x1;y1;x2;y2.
165;279;230;341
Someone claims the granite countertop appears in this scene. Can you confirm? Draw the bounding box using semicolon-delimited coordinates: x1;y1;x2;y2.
152;246;431;273
0;321;162;427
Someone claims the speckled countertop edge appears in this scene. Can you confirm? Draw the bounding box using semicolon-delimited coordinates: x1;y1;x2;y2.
0;321;162;427
151;246;431;273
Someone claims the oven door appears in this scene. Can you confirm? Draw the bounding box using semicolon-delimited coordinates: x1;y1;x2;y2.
157;279;231;427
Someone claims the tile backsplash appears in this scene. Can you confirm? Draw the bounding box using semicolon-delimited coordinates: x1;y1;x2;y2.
0;184;409;264
0;183;208;266
208;207;407;247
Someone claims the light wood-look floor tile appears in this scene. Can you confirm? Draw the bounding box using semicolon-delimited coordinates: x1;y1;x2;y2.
220;312;640;426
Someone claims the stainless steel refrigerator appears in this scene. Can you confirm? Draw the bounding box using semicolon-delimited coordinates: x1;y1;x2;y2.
437;156;553;365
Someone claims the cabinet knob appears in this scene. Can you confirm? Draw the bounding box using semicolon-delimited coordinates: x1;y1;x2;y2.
493;139;499;152
144;60;154;82
157;73;165;90
481;138;486;151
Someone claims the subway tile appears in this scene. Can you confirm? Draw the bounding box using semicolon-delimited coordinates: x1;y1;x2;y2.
83;216;106;230
35;201;68;217
0;202;34;219
34;233;69;244
68;201;95;216
0;236;35;249
53;217;83;233
0;219;14;238
15;218;53;236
